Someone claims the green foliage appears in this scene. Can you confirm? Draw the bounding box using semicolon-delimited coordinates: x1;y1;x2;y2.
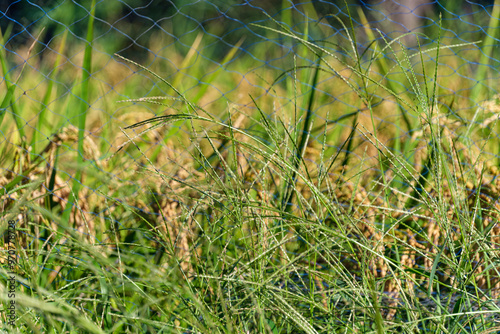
2;2;500;333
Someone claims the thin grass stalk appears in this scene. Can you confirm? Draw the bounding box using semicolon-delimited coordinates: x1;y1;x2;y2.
281;0;294;99
192;37;244;104
471;0;500;103
171;32;204;94
0;27;26;141
62;0;95;224
31;29;68;152
148;36;244;163
344;1;396;209
368;277;385;334
281;61;320;215
357;7;413;133
405;17;442;211
0;26;15;127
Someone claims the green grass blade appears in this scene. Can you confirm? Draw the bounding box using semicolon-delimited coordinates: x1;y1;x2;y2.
281;61;320;214
62;0;95;224
0;26;26;141
471;0;500;102
357;7;413;132
192;37;244;105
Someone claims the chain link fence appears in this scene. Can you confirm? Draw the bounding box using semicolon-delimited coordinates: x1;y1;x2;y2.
2;0;500;331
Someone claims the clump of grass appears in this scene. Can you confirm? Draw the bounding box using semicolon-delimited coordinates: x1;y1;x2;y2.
2;2;500;333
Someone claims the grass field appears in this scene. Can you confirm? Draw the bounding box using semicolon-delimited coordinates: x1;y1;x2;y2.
2;1;500;333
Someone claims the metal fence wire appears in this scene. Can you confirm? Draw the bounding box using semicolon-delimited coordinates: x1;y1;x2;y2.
2;0;500;330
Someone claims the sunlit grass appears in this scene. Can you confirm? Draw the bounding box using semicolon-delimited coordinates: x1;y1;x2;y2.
1;2;500;333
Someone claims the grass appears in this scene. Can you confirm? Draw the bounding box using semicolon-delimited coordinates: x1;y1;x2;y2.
61;0;96;226
2;1;500;333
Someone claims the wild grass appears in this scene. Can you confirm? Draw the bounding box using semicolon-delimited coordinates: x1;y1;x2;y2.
2;2;500;333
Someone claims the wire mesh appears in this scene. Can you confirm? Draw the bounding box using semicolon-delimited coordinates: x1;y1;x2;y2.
2;0;500;331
